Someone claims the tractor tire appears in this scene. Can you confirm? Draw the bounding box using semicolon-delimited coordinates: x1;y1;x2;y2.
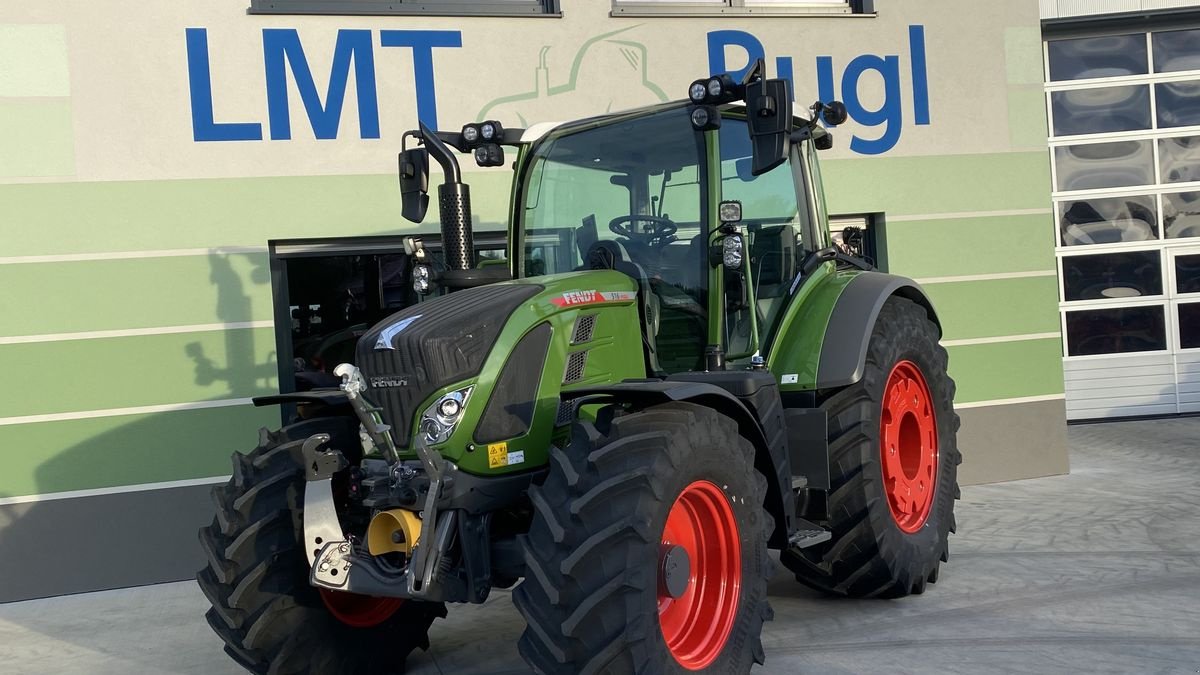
197;416;446;675
781;296;961;598
514;402;774;675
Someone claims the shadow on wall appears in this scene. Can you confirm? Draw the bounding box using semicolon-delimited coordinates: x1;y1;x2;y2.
0;252;278;608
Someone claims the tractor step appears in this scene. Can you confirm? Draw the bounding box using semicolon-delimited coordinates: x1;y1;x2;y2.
787;518;831;549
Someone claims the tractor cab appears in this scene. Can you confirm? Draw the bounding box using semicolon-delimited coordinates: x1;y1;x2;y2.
398;64;852;376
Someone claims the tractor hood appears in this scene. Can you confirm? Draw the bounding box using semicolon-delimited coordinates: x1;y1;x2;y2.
355;271;646;472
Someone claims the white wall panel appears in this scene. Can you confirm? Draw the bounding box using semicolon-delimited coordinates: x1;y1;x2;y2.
1064;353;1177;418
1041;0;1200;18
1177;352;1200;411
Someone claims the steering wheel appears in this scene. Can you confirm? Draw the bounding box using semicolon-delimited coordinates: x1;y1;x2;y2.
608;215;678;247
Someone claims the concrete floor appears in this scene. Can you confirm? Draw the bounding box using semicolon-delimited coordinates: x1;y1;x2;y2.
2;418;1199;674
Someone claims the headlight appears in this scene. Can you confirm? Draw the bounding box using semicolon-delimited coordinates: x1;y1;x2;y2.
462;125;480;144
707;77;723;98
418;386;472;444
480;122;496;141
688;80;708;103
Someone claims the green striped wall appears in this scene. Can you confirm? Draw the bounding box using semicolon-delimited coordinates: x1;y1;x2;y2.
1;149;1058;498
883;213;1056;278
0;172;514;257
0;406;279;498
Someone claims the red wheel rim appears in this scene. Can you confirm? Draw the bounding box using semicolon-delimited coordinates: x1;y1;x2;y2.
657;480;741;670
319;589;404;628
880;360;939;533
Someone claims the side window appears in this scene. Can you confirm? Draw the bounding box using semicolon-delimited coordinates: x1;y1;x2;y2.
718;119;807;333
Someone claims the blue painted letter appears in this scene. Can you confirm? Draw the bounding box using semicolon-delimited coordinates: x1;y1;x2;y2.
706;30;764;81
841;54;903;155
186;28;262;142
263;29;380;141
379;30;462;130
909;25;930;125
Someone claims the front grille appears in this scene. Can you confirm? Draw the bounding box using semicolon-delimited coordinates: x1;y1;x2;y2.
555;399;574;427
563;350;588;384
571;314;596;344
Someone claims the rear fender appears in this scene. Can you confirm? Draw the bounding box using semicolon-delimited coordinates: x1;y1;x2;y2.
816;272;940;389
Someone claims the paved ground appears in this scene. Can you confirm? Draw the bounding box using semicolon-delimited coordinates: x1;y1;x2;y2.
2;418;1199;674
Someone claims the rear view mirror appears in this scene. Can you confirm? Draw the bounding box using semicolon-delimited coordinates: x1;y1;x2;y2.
746;78;794;176
822;100;848;126
398;148;429;223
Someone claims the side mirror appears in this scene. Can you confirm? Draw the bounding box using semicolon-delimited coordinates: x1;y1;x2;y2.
746;77;794;176
398;148;429;223
822;100;848;126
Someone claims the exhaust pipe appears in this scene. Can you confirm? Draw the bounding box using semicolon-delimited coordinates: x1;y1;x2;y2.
419;123;475;274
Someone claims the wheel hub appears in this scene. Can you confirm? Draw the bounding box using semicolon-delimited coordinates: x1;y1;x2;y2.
659;544;691;600
880;360;939;533
657;480;741;670
319;589;404;628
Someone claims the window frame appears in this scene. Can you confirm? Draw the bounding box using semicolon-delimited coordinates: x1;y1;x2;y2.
248;0;561;17
610;0;873;18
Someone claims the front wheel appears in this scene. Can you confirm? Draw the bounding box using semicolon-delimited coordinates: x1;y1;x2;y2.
196;416;446;674
514;402;774;674
782;296;961;598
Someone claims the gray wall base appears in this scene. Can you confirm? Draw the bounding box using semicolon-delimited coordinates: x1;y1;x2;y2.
957;398;1070;486
0;398;1070;602
0;484;215;604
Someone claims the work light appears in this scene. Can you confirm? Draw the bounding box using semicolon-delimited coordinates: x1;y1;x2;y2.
413;264;432;294
480;121;498;141
723;234;744;270
689;80;708;103
473;143;505;167
462;124;480;144
690;105;721;131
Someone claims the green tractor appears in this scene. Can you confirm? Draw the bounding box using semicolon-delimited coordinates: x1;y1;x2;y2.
198;64;960;674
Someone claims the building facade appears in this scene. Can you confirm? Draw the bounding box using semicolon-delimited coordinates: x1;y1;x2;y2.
0;0;1062;601
1041;1;1200;419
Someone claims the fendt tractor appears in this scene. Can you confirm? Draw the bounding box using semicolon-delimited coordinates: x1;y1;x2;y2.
198;63;961;675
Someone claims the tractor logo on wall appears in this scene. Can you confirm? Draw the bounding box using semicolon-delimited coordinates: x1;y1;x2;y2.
476;26;669;125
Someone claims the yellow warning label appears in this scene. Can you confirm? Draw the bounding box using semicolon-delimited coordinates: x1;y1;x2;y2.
487;442;509;469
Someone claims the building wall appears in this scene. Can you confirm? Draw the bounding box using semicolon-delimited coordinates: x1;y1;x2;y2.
0;0;1063;601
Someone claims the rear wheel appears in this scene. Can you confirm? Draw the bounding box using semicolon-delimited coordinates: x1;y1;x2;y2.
514;402;773;674
781;296;961;598
197;416;445;674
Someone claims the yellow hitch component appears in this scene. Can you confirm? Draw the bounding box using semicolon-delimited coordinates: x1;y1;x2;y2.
366;509;423;556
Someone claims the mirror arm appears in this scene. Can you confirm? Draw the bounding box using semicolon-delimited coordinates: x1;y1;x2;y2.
800;246;874;277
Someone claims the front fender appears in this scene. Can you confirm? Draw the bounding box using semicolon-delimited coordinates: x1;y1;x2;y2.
563;379;793;549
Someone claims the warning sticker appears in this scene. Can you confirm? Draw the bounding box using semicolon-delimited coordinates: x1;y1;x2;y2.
487;442;508;468
488;443;526;468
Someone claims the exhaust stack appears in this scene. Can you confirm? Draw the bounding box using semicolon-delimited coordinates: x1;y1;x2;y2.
419;123;475;275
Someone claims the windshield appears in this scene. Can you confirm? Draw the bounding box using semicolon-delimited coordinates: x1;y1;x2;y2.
519;108;708;372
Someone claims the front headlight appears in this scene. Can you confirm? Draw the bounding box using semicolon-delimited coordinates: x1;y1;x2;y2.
418;386;472;445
